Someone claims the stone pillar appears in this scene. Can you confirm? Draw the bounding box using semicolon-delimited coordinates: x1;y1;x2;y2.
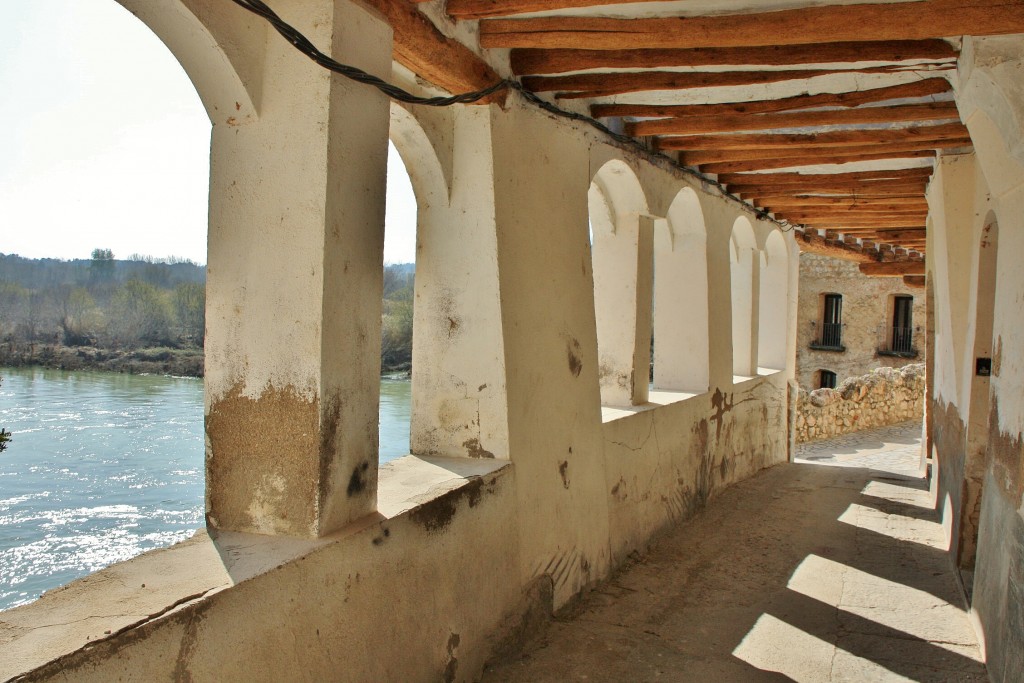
592;213;654;406
730;243;757;377
204;0;392;538
409;107;511;459
704;217;739;390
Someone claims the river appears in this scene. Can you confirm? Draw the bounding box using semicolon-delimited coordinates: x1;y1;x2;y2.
0;367;411;611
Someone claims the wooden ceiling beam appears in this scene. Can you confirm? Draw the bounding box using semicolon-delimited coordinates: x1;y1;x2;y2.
840;229;928;240
523;65;925;99
680;138;970;165
720;168;933;185
700;150;937;174
794;230;878;264
592;78;952;119
360;0;503;102
860;261;927;277
729;181;929;194
772;209;930;219
755;196;928;207
478;1;1024;49
762;203;928;215
745;187;929;200
510;41;956;75
778;209;927;219
795;219;928;228
655;122;968;151
629;102;960;136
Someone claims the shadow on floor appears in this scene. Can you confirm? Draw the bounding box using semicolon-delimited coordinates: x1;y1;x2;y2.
483;458;985;682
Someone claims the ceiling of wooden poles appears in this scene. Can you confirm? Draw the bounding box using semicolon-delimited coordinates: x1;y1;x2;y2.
389;0;1024;269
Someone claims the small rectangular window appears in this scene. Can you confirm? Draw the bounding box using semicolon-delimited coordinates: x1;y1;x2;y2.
892;296;914;353
820;294;843;348
819;370;837;389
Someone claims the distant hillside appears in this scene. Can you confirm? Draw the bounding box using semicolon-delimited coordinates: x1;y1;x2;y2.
0;254;416;376
0;253;205;290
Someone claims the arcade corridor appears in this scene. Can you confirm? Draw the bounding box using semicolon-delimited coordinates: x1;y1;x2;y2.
484;422;987;682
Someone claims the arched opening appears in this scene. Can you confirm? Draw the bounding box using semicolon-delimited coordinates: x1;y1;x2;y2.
0;1;215;608
588;160;652;407
959;211;999;582
730;217;757;378
392;106;508;461
378;135;418;463
757;231;789;371
653;188;709;393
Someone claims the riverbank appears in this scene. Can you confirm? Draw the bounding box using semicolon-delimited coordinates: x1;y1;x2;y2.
0;344;413;379
0;343;204;378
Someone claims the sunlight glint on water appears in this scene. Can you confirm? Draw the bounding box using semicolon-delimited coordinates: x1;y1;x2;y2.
0;367;411;611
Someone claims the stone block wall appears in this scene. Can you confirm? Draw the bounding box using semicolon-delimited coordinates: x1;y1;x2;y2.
796;364;924;443
797;253;926;390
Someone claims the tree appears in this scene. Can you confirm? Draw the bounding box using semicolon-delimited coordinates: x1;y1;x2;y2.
55;285;100;345
89;248;115;284
0;281;27;339
173;282;205;345
109;279;175;347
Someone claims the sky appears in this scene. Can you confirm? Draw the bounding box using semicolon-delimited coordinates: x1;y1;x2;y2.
0;0;417;265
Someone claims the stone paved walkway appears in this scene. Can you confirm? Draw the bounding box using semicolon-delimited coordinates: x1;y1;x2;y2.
482;421;987;682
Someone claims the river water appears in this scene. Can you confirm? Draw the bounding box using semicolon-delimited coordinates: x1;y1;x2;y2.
0;367;411;611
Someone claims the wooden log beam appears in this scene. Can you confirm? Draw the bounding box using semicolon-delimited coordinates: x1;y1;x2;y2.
360;0;503;102
860;261;927;276
478;1;1024;49
790;213;929;222
656;123;968;151
779;215;929;225
773;209;930;220
838;229;928;240
680;138;970;165
700;151;937;174
731;182;928;196
510;41;956;75
778;212;927;221
797;220;928;229
904;275;927;288
753;196;927;207
522;66;921;99
720;168;933;185
757;197;929;209
592;78;952;119
794;230;878;264
629;102;960;136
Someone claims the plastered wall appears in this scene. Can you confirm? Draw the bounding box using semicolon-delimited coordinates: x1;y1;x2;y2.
928;36;1024;683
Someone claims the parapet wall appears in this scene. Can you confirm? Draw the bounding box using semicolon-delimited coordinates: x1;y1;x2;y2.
796;364;925;443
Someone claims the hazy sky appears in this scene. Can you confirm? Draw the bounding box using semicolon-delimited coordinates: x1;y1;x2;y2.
0;0;417;265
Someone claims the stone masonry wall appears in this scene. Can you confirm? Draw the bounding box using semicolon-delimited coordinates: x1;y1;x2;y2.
796;364;925;443
797;253;927;390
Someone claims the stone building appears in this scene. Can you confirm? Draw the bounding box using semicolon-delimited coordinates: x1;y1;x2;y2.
797;252;928;389
3;2;1024;683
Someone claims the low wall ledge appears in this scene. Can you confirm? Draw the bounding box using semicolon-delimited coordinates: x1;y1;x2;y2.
1;456;509;682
